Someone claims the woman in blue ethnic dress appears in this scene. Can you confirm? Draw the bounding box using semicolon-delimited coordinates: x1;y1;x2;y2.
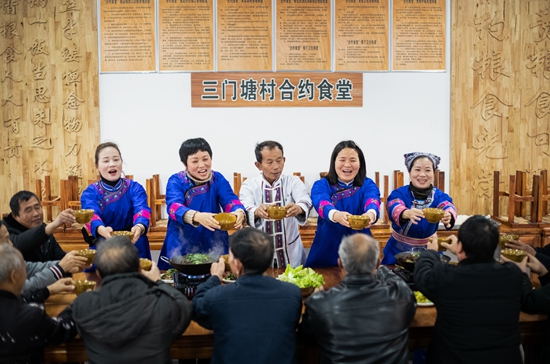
81;142;152;259
305;140;381;268
381;152;457;265
157;138;246;270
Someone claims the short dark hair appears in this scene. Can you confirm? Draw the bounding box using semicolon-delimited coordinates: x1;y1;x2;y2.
230;228;273;275
95;236;140;278
325;140;367;186
458;215;499;262
179;138;213;166
254;141;284;163
94;142;122;166
10;190;40;217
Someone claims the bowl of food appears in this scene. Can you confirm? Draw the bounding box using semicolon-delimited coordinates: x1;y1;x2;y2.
347;215;370;230
423;208;445;223
111;231;134;239
74;209;94;224
140;258;152;271
437;237;449;251
214;213;236;230
74;280;96;296
277;265;325;299
222;271;237;284
266;205;287;220
501;248;527;263
76;249;96;266
300;287;315;298
499;234;519;249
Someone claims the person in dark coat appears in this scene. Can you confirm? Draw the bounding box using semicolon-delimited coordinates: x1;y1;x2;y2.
414;215;530;364
0;244;77;364
192;228;303;364
300;233;416;364
66;236;192;364
3;190;76;262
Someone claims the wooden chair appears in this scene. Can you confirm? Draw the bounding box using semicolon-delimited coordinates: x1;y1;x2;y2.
492;171;540;227
374;172;390;227
233;173;247;196
146;174;166;228
293;172;305;184
35;175;61;223
61;175;81;210
393;170;404;189
434;170;445;192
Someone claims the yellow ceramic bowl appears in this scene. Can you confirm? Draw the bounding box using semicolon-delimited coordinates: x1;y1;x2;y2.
221;254;231;271
214;213;236;230
501;248;527;263
347;215;370;230
140;258;152;271
499;234;519;249
111;231;134;239
266;205;287;220
423;208;445;223
437;237;449;252
76;249;96;266
74;209;94;223
74;280;96;296
300;287;315;298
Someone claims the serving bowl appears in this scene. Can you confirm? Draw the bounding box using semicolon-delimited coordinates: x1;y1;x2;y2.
499;234;519;249
111;231;134;238
74;209;94;223
348;215;370;230
423;208;445;223
437;237;449;251
140;258;152;271
300;287;315;298
266;205;287;220
501;248;527;263
76;249;96;266
214;213;236;230
74;280;96;296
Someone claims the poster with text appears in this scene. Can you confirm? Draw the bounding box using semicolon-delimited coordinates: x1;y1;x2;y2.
392;0;445;71
159;0;214;71
217;0;272;71
100;0;156;72
276;0;331;71
335;0;389;71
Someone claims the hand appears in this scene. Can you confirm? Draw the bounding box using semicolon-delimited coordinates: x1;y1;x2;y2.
193;212;219;231
441;211;452;228
426;234;438;251
442;235;458;255
526;254;549;276
58;251;88;273
334;211;351;228
402;208;424;225
505;239;536;256
210;257;225;280
130;224;144;244
141;260;161;281
47;277;75;295
364;211;376;228
97;225;113;239
501;254;528;273
233;210;246;230
45;208;77;235
253;204;270;220
285;203;304;218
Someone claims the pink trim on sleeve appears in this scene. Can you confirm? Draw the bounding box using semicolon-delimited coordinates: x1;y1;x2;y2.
169;203;185;221
318;201;332;219
133;210;151;223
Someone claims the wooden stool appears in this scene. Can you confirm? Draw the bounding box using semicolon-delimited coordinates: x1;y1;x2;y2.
233;173;246;196
492;171;540;227
146;174;166;228
293;172;305;183
35;175;61;223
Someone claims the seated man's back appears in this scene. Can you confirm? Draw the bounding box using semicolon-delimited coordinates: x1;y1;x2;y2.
192;228;302;364
68;237;192;364
300;234;416;364
414;215;529;364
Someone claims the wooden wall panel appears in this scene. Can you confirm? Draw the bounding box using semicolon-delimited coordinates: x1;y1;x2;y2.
451;0;550;215
0;0;100;216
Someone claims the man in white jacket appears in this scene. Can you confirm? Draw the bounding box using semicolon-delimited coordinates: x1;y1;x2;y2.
240;141;312;268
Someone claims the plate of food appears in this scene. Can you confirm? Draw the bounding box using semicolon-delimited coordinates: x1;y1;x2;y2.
160;268;177;284
414;291;434;307
222;272;237;284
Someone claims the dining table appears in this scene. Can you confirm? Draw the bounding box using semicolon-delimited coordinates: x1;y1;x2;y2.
43;267;548;364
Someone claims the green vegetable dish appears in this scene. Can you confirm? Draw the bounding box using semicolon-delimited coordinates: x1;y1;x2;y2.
277;265;325;289
181;253;211;265
160;268;178;280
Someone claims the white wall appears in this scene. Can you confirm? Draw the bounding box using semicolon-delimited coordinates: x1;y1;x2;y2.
98;1;451;206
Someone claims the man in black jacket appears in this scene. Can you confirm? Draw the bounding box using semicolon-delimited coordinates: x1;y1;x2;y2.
414;215;530;364
3;190;77;262
300;233;416;364
67;236;192;364
0;244;77;364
